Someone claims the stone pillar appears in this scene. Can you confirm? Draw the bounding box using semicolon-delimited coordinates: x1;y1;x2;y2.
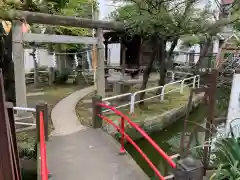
12;20;27;112
96;28;105;98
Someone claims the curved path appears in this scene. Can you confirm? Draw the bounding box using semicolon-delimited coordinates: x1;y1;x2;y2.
47;86;149;180
51;86;95;136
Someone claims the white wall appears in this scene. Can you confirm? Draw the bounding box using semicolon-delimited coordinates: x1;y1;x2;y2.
107;43;121;66
99;0;220;65
225;74;240;136
24;48;54;72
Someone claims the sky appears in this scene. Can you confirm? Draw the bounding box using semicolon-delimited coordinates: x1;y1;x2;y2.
99;0;219;20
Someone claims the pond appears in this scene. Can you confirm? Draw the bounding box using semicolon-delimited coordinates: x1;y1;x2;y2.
125;105;207;178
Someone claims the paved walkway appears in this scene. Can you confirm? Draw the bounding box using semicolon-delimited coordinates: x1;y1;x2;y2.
47;129;149;180
48;86;149;180
51;86;95;136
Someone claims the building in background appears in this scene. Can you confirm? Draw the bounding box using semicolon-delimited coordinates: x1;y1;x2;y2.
100;0;222;67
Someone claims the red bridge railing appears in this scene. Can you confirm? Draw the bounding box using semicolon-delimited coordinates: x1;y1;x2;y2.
39;111;48;180
96;102;176;180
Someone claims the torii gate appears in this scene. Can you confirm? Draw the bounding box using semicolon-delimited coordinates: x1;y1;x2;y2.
0;10;124;112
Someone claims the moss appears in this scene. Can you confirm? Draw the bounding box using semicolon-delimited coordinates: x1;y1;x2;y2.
17;132;37;160
76;82;192;131
105;84;190;123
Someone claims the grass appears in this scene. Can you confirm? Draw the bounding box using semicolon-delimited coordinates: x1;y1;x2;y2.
106;84;190;123
17;84;88;159
27;84;83;109
76;82;191;126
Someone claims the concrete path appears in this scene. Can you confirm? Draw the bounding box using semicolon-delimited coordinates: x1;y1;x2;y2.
47;128;149;180
51;86;95;136
48;86;149;180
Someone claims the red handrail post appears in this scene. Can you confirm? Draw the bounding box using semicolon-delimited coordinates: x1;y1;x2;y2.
36;102;49;141
97;103;177;169
119;117;126;154
39;111;48;180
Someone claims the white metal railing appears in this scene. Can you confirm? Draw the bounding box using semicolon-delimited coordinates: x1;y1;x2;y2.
15;122;36;126
102;93;132;113
102;74;200;114
13;106;36;126
13;107;36;112
160;80;182;101
130;85;164;113
180;75;200;94
25;71;49;75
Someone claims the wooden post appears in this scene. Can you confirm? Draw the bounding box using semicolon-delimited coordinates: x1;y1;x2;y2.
36;102;49;141
92;95;102;128
12;20;27;114
0;70;21;180
96;28;106;98
7;102;21;180
179;88;194;155
203;70;218;175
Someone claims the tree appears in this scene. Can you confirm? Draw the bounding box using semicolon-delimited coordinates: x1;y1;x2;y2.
111;0;216;101
181;0;240;70
0;0;95;100
0;0;69;102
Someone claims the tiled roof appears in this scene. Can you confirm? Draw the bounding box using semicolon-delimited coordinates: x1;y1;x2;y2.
222;0;234;5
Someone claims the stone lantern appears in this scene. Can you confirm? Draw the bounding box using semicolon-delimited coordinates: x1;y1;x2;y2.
174;156;203;180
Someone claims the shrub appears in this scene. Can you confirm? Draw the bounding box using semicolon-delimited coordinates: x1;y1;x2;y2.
210;137;240;180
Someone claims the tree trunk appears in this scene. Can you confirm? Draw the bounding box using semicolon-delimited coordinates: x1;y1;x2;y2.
167;38;178;69
196;37;212;69
0;29;16;104
139;50;156;104
158;39;167;86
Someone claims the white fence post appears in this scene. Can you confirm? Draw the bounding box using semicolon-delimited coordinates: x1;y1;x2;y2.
193;76;196;88
197;75;200;87
130;94;135;114
180;80;185;94
160;85;166;101
99;73;200;114
172;72;175;81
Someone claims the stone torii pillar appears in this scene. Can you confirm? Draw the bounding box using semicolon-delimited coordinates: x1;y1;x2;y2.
12;20;27;111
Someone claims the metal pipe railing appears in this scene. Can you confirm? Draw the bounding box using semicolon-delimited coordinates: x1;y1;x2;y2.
13;107;36;112
97;103;176;169
15;122;36;126
98;114;166;180
39;111;48;180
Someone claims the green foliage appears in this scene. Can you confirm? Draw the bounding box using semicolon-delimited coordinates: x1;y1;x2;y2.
211;138;240;180
215;84;231;117
111;0;217;40
17;133;37;160
49;0;96;52
0;0;97;53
